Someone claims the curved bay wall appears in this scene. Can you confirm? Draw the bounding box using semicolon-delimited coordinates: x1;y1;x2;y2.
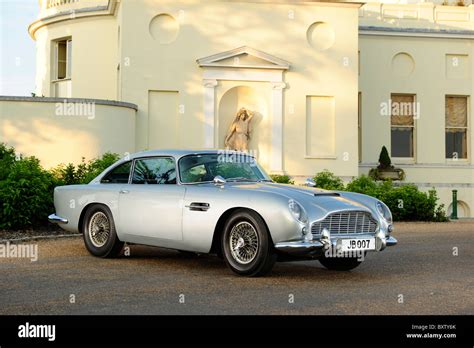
0;97;136;168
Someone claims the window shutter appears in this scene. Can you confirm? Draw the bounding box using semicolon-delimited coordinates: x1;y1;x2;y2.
55;42;59;80
67;40;72;79
391;95;415;126
446;96;467;128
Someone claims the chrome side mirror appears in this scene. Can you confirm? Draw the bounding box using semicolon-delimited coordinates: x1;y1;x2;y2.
305;178;316;187
213;175;226;186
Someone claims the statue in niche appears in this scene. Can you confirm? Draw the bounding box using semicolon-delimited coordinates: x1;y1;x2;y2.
224;107;254;152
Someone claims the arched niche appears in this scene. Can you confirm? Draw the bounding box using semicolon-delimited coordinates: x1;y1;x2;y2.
218;85;270;167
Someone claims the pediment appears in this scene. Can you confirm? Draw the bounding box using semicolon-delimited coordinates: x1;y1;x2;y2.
197;46;290;70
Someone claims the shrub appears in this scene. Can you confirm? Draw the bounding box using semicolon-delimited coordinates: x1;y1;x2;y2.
345;175;379;197
378;145;392;170
313;170;345;190
50;163;84;186
381;185;446;222
0;156;55;229
370;146;405;181
0;143;16;181
0;144;121;230
383;185;431;221
51;152;120;185
344;173;448;222
82;153;120;184
270;174;294;185
429;189;449;222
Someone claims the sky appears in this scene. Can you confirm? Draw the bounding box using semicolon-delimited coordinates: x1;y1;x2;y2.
0;0;38;96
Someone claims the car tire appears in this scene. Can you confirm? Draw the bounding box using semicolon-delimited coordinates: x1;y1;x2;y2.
82;204;124;258
222;209;276;277
319;256;362;271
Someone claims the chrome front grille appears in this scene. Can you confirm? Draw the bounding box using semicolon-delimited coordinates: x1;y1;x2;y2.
311;211;378;236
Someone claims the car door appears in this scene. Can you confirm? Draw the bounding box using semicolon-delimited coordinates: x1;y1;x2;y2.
118;156;185;242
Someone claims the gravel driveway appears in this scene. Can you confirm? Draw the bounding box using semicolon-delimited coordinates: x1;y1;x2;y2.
0;221;472;315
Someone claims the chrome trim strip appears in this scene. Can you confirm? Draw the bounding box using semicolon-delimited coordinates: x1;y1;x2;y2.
275;234;397;256
274;241;324;254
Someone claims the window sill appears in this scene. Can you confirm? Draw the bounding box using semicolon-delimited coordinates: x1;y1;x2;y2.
304;155;337;160
445;159;469;165
52;78;72;83
392;158;415;165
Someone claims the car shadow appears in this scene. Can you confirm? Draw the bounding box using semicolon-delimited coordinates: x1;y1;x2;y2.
115;244;379;282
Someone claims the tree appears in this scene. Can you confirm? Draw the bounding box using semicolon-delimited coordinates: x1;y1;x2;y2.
378;146;392;170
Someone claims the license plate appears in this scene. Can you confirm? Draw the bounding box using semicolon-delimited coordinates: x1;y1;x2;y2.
338;238;375;252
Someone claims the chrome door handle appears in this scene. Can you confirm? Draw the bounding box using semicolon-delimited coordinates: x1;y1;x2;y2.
186;202;210;212
119;190;130;194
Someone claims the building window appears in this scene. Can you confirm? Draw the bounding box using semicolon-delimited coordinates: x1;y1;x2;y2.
55;39;72;80
446;96;468;160
391;94;415;158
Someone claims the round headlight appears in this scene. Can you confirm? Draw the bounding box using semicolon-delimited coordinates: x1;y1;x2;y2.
376;201;393;223
289;199;308;224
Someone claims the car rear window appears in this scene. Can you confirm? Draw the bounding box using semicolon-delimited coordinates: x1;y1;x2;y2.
101;161;132;184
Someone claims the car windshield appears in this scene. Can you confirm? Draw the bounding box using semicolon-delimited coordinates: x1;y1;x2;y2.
178;153;271;184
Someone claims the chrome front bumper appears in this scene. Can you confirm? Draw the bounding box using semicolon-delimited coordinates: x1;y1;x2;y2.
275;234;397;256
386;236;398;246
48;214;68;225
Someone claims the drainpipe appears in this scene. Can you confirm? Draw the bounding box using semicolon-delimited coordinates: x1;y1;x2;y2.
451;190;458;220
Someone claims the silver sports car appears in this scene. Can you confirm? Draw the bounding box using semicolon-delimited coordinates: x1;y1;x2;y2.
49;150;397;276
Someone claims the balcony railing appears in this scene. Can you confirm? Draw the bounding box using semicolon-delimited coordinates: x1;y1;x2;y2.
31;0;115;38
36;0;112;19
38;0;111;13
359;3;474;31
46;0;80;9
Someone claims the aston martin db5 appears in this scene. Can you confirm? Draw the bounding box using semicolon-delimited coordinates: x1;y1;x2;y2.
49;150;397;276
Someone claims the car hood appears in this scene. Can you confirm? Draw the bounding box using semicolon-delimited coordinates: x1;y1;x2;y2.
203;182;374;218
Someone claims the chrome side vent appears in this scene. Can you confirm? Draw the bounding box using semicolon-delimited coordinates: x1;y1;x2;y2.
187;202;210;212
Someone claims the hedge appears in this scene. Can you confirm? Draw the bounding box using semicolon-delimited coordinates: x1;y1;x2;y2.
0;148;56;229
0;143;119;230
270;175;294;185
50;153;120;186
346;175;448;222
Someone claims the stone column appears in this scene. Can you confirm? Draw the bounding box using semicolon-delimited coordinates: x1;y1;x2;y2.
270;82;286;174
203;79;218;149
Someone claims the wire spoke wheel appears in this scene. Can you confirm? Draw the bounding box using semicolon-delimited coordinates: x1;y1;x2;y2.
88;211;110;248
229;221;259;265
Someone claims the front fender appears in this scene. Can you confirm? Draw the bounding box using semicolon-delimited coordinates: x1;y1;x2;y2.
181;186;303;253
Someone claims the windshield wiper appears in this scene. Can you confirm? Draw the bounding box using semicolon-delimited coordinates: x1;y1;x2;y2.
226;177;257;182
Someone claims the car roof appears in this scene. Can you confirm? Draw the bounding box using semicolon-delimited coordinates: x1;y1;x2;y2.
129;149;254;160
90;149;258;184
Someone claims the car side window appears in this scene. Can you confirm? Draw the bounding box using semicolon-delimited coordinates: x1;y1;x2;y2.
180;164;210;183
101;161;132;184
132;157;176;185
